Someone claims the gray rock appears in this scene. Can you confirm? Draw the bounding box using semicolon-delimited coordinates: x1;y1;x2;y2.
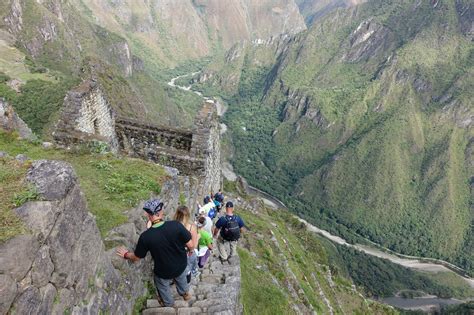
39;283;57;315
207;304;233;313
51;288;75;315
12;286;42;315
177;307;202;315
15;201;58;242
0;235;39;281
15;154;29;163
31;246;54;287
142;307;176;314
42;142;53;149
0;151;8;158
0;274;17;314
27;160;77;200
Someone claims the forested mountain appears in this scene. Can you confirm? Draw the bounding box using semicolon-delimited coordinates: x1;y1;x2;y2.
196;0;474;274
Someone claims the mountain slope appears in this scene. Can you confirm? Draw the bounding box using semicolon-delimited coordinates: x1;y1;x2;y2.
205;0;474;274
0;0;307;136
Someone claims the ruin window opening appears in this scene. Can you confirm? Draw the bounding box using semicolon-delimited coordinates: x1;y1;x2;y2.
93;118;99;134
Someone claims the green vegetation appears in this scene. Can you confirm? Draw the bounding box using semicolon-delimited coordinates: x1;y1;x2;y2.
132;280;155;315
332;246;474;299
216;0;474;276
238;200;397;314
0;157;30;242
13;184;40;207
0;78;77;135
0;131;167;237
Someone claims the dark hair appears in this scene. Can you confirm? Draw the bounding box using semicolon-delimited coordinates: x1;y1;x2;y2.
197;216;206;227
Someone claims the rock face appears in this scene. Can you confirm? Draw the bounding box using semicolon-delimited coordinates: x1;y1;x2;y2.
1;153;225;314
2;161;148;314
0;98;35;140
0;160;146;314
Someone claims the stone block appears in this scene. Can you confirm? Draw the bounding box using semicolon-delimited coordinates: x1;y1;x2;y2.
147;299;161;308
173;300;190;308
142;307;176;314
177;307;202;315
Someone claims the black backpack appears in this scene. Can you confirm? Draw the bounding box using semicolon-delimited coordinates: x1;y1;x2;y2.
222;216;240;241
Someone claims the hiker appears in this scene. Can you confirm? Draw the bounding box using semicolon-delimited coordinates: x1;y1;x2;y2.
196;216;213;269
214;190;224;213
198;208;213;235
198;196;217;220
213;201;245;264
116;199;193;307
173;205;200;278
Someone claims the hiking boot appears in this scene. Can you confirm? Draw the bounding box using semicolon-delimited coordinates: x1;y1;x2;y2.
181;292;192;301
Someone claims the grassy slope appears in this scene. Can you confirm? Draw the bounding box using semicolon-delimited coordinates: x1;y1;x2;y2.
236;195;397;314
0;132;167;239
235;193;473;314
223;0;473;273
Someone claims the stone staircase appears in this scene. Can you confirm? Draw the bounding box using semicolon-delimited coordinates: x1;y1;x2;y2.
142;251;241;315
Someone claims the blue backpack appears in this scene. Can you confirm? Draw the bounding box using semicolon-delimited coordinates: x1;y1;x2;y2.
208;207;217;220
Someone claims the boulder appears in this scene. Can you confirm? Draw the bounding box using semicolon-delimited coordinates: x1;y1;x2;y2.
27;160;77;201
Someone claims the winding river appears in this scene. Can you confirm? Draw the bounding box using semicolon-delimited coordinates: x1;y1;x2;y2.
167;72;474;311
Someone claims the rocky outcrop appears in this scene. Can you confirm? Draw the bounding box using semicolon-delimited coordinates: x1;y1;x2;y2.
342;18;394;62
0;160;144;314
0;156;223;314
0;98;35;140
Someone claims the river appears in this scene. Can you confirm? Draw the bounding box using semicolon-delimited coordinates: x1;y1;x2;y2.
167;71;474;311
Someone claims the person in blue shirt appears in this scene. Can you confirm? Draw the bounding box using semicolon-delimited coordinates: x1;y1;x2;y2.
213;201;245;264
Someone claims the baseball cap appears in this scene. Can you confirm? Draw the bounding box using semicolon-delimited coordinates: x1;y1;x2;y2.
225;201;234;208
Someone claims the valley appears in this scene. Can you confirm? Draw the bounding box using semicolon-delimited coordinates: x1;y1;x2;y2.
168;67;474;311
0;0;473;313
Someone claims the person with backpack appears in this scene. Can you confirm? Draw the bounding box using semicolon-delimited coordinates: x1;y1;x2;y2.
213;201;245;264
198;196;217;220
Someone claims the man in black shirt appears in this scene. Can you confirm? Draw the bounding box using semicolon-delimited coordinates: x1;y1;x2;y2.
116;199;193;307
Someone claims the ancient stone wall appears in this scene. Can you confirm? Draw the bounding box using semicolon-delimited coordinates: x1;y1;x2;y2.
191;101;222;195
54;81;222;202
53;80;118;152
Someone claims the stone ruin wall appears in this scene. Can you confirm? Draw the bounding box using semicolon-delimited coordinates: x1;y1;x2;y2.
53;80;118;151
54;81;222;196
